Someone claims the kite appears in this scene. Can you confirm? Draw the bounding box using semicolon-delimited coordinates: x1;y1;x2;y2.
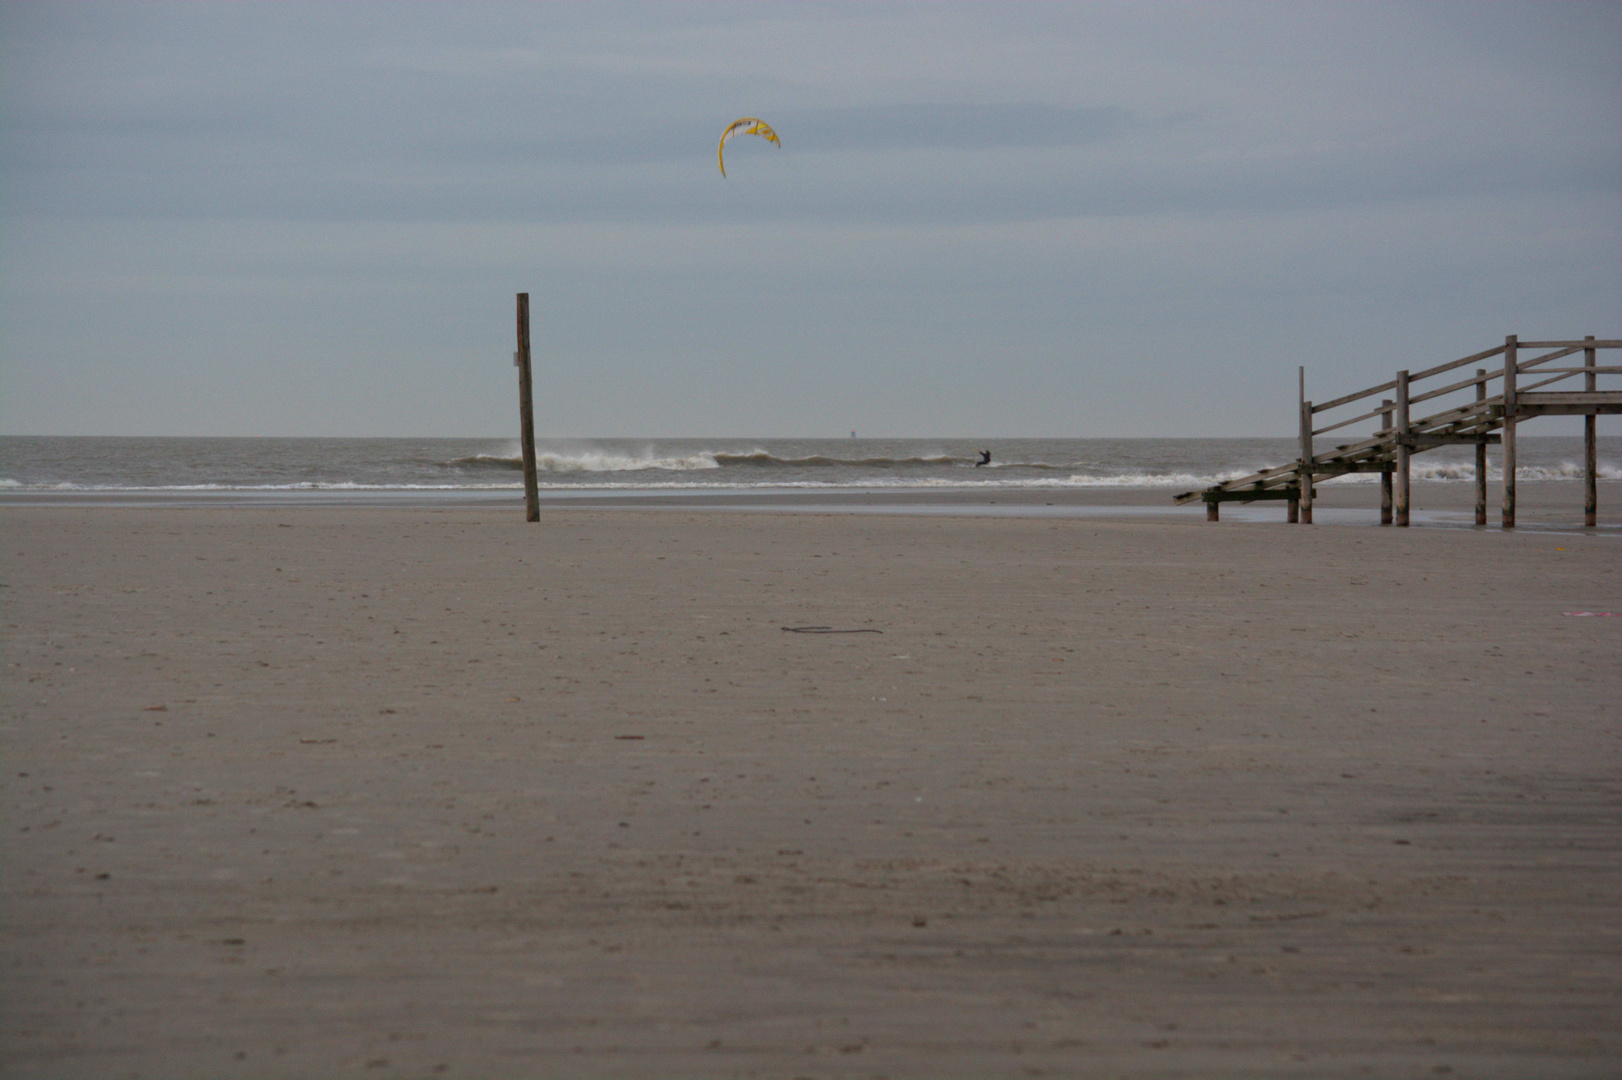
718;117;780;177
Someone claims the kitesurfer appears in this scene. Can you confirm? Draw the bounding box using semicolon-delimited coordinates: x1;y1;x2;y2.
975;449;991;467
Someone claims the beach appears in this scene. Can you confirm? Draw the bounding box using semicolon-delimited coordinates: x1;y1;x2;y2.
2;488;1618;1078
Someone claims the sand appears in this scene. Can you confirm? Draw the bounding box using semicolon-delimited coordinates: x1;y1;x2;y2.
2;488;1618;1078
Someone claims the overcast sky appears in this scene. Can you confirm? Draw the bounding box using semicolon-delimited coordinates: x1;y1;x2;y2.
1;2;1617;438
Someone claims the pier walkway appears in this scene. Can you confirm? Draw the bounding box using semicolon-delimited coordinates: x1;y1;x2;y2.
1176;335;1621;527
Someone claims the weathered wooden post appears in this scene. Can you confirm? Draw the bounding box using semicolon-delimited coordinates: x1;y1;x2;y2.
1380;399;1394;526
1395;370;1411;527
516;293;540;523
1585;335;1598;527
1501;335;1518;529
1474;370;1488;526
1298;367;1313;524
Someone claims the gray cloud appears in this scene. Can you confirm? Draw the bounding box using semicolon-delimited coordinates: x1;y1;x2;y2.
1;2;1617;436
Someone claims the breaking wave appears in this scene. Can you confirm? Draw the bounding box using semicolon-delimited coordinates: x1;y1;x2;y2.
1322;460;1622;484
450;450;721;473
452;449;1086;473
5;437;1614;495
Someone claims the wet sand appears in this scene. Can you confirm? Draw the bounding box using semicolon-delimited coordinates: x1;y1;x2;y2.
2;487;1619;1078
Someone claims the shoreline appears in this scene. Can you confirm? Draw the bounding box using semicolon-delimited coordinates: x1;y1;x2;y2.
1;480;1616;539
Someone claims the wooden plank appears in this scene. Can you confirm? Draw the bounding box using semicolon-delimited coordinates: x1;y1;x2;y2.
1314;402;1394;437
1514;368;1589;399
1201;464;1300;494
1310;343;1507;415
1289;432;1391;468
1407;367;1499;408
1312;396;1498;463
1518;339;1622;349
1513;346;1582;375
1514;391;1622;406
1316;461;1397;473
1512;403;1622;416
1311;378;1398;416
1516;366;1622;375
1410;397;1503;433
1408;343;1512;384
1204;489;1300;502
1408;434;1500;447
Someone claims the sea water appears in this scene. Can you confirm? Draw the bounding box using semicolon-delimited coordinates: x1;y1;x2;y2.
1;436;1617;499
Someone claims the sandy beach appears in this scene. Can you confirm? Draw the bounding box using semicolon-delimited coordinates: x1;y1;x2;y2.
3;486;1618;1078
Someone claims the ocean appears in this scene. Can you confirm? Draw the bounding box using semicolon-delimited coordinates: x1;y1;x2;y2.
1;436;1616;502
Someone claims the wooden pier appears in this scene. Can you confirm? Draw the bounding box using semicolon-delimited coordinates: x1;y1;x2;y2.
1176;335;1622;526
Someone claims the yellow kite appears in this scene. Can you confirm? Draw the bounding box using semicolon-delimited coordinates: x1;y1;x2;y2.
718;117;780;177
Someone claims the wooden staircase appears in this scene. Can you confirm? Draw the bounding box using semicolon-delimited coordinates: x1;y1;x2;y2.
1175;335;1622;526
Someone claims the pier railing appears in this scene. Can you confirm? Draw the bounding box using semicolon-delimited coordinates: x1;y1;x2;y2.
1174;335;1621;527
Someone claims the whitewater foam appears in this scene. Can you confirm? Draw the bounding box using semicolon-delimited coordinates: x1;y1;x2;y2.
452;449;724;473
5;436;1616;496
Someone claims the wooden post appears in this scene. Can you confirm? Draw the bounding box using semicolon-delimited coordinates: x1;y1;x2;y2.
1287;494;1299;524
1395;370;1410;527
1501;335;1517;529
1206;498;1219;522
1585;335;1598;528
1298;367;1313;524
1474;370;1488;526
1380;399;1393;526
516;293;540;523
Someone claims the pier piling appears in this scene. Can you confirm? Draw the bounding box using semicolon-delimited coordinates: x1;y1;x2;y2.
1395;370;1410;528
516;293;539;523
1501;336;1517;529
1586;335;1598;528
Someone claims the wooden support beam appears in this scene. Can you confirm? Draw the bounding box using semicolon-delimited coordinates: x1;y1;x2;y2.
1511;403;1622;417
516;293;540;523
1381;399;1393;526
1207;500;1219;522
1513;365;1622;375
1586;336;1598;528
1299;368;1313;525
1315;461;1399;474
1474;371;1487;526
1396;370;1411;527
1512;391;1622;408
1502;335;1517;528
1204;489;1300;502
